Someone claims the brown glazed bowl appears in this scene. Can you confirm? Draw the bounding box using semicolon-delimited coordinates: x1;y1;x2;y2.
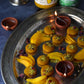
1;17;18;31
55;61;74;77
55;16;71;30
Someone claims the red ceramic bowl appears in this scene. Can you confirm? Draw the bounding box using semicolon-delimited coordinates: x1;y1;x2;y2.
55;61;74;77
55;16;71;30
1;17;18;31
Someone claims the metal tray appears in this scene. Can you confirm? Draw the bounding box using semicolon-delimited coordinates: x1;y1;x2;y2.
1;6;84;84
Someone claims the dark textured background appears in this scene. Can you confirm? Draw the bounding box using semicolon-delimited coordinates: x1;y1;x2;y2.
0;0;84;84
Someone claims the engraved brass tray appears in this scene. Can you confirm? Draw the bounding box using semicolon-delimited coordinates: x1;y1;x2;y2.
1;7;84;84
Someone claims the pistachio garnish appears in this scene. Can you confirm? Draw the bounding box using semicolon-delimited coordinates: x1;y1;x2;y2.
46;42;53;47
28;44;35;49
44;35;50;37
80;38;84;41
55;36;61;40
46;66;53;72
52;30;55;33
48;25;52;29
69;45;75;49
64;54;72;60
43;66;53;75
29;69;35;75
49;82;55;84
50;59;59;63
66;54;71;57
40;55;46;61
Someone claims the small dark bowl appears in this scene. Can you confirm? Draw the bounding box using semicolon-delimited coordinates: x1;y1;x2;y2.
55;16;71;30
55;61;74;77
1;17;18;31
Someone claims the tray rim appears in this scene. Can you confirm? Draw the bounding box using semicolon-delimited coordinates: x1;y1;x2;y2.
1;6;84;84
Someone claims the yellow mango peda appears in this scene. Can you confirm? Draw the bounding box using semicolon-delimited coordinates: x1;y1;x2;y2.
30;30;51;46
74;49;84;61
65;35;76;44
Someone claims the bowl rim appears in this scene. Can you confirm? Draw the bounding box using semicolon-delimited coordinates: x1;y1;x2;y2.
55;60;74;77
55;15;71;29
1;17;18;31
